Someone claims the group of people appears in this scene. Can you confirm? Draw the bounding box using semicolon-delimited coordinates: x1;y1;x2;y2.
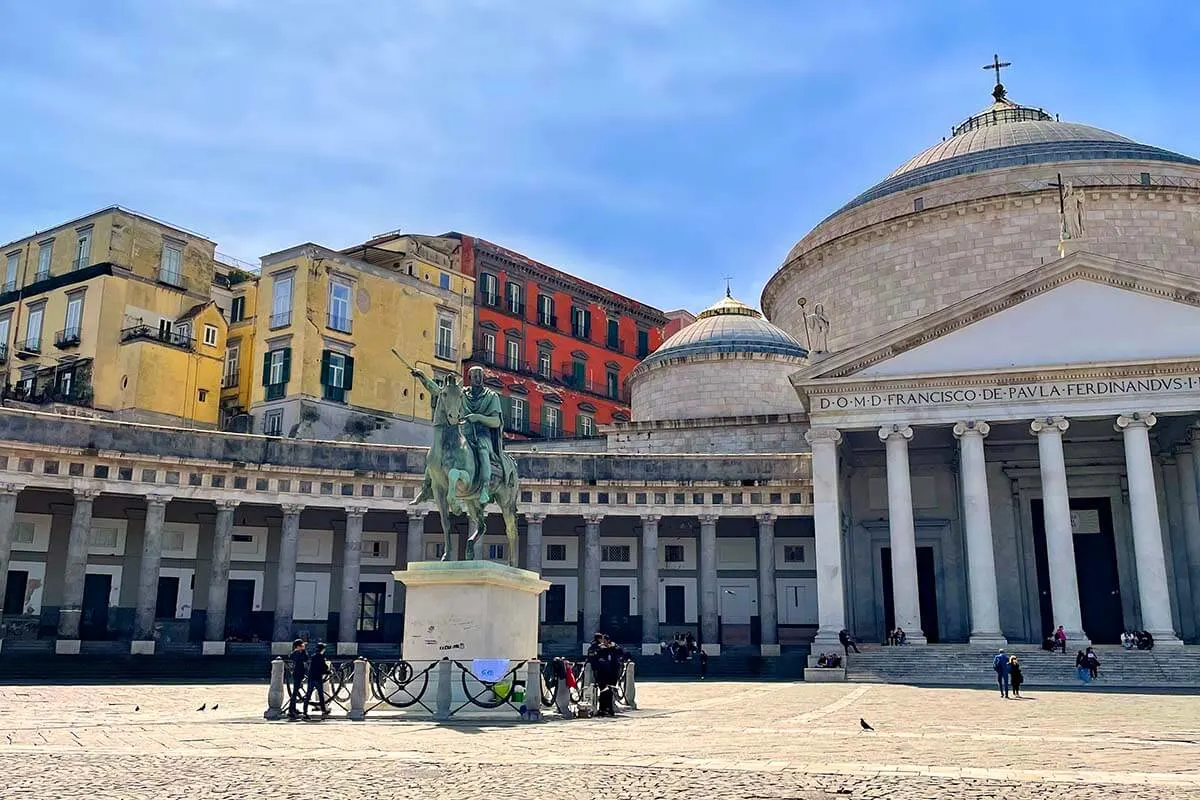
992;650;1026;698
1042;625;1070;653
814;652;843;668
587;633;630;716
288;639;330;720
1075;647;1101;683
884;627;907;646
1121;630;1155;650
663;632;699;662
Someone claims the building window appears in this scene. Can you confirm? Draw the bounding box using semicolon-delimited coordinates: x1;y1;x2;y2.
435;316;455;361
510;396;527;432
505;339;521;370
24;305;44;351
606;370;620;400
479;273;499;306
160;242;184;286
636;329;650;359
783;545;805;564
537;294;555;327
73;231;91;270
545;543;567;562
664;545;685;563
506;281;524;316
537;350;552;378
198;388;209;403
1141;172;1151;187
271;274;293;328
230;295;245;323
36;241;52;281
176;322;191;343
571;306;591;339
63;293;84;341
328;279;352;332
544;404;561;438
913;196;924;212
0;315;11;357
488;543;506;561
263;408;284;436
577;414;595;437
482;332;496;364
3;252;18;293
262;347;291;400
439;272;451;290
223;344;240;388
321;350;354;402
606;318;620;350
569;359;585;389
203;324;218;347
601;544;630;562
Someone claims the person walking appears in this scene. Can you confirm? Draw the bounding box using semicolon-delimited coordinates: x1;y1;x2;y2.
992;649;1011;698
287;639;309;720
1009;656;1024;698
304;642;330;718
1075;650;1091;684
839;629;861;656
1084;647;1100;681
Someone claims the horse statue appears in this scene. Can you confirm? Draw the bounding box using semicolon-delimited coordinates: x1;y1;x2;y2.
408;364;520;567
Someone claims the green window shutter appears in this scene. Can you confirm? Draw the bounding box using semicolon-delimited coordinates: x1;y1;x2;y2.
540;403;548;433
343;355;355;390
572;360;585;385
262;352;272;386
499;395;511;430
583;310;591;339
281;347;292;384
319;350;331;386
574;414;584;435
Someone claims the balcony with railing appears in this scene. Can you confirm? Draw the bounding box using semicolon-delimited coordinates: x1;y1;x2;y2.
560;364;630;403
0;343;6;363
16;336;42;356
327;312;352;334
506;299;526;318
0;280;15;294
157;267;185;288
54;327;82;349
536;312;558;330
606;337;625;353
269;310;292;329
570;323;591;341
120;325;195;351
480;291;500;308
434;343;458;362
71;257;88;271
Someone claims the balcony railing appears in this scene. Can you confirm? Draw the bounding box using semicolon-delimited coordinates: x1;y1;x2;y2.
269;311;292;329
606;337;625;353
222;373;239;389
559;365;630;403
0;280;15;294
17;337;42;355
71;257;88;271
55;327;82;349
265;383;286;401
465;340;630;403
327;313;352;334
480;291;500;308
571;323;591;341
506;300;526;317
434;344;458;362
0;343;7;363
537;313;558;330
157;267;184;288
33;270;49;283
120;325;195;351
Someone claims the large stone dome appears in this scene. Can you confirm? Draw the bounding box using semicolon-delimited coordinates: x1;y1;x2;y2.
762;83;1200;354
629;292;808;422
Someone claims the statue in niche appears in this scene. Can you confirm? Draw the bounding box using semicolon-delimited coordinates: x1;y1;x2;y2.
806;302;830;354
1062;182;1086;240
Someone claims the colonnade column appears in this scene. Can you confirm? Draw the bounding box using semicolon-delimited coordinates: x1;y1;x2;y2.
525;513;545;575
56;488;97;652
581;513;604;642
338;507;368;655
879;424;927;644
0;484;23;617
132;494;172;653
698;514;719;651
639;514;660;653
757;513;779;655
203;500;238;654
953;421;1006;647
805;427;847;648
1030;416;1087;644
271;504;305;650
406;510;427;566
1182;432;1200;631
1116;413;1182;645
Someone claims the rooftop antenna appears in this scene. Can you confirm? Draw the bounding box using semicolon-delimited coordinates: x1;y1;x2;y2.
983;53;1012;101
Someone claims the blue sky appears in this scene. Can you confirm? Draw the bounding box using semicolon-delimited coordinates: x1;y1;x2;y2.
2;2;1198;314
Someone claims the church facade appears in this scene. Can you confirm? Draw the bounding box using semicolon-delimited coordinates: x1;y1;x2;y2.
1;78;1199;659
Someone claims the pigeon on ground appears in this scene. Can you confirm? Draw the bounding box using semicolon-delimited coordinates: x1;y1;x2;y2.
860;718;874;732
212;704;219;711
134;706;139;712
196;704;206;712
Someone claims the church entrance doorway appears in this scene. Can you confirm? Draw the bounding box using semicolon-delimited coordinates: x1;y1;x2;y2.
1031;497;1123;644
880;546;940;643
80;573;111;640
600;584;636;644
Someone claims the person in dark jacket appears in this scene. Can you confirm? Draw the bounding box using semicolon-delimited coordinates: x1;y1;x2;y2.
992;649;1011;698
1008;656;1024;698
287;639;308;720
1084;647;1100;680
838;629;861;655
588;638;622;716
304;642;330;718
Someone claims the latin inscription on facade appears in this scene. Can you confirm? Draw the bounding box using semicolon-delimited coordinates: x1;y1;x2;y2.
814;376;1200;411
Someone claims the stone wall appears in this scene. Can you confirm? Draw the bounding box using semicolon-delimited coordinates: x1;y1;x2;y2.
607;414;809;454
631;354;808;421
763;160;1200;353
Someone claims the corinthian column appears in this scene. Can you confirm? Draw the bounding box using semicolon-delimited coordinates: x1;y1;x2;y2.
953;421;1006;647
1116;413;1181;645
271;504;305;650
203;499;238;654
132;494;173;653
57;488;98;652
338;507;368;655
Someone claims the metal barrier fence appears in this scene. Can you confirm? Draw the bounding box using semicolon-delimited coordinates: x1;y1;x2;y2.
265;656;636;721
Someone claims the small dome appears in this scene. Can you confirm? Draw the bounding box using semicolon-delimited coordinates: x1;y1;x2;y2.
635;291;808;372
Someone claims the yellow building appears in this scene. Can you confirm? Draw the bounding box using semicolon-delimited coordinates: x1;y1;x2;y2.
249;234;473;444
211;257;260;429
0;206;227;427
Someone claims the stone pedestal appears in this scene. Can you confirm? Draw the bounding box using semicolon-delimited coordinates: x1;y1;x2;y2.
55;639;81;655
394;561;549;662
202;641;226;656
130;640;155;656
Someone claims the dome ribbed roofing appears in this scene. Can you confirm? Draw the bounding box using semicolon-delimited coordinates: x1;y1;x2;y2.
637;292;808;371
826;94;1200;220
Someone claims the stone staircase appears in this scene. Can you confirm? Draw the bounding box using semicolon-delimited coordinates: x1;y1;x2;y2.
843;644;1200;689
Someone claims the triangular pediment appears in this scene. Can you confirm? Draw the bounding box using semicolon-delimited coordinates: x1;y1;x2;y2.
796;252;1200;384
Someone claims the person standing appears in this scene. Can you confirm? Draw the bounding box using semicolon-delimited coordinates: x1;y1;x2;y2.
287;639;309;720
304;642;330;718
1085;647;1100;681
1054;625;1068;654
992;649;1011;698
589;637;621;717
1009;656;1024;698
1075;650;1091;684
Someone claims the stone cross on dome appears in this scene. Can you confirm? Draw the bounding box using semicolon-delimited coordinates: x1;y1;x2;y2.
983;53;1012;101
723;275;733;298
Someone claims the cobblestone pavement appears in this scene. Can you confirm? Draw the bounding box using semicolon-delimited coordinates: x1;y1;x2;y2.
1;681;1199;798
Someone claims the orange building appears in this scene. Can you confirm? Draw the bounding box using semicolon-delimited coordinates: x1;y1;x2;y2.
454;234;668;439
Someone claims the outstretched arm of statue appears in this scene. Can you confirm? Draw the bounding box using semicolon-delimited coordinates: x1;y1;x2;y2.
411;369;441;396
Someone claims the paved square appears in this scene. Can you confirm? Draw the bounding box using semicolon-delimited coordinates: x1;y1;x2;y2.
1;680;1199;798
